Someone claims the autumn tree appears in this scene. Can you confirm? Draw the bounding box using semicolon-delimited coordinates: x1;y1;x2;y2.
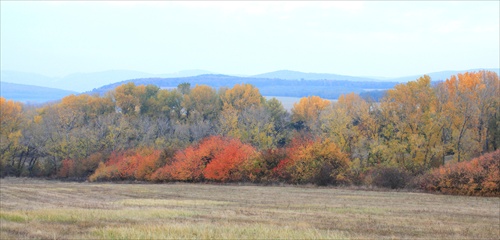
265;98;290;147
182;85;221;122
220;83;264;112
113;82;142;115
476;71;500;152
153;89;184;121
437;71;499;162
276;136;350;185
321;93;376;166
291;96;330;132
0;97;24;176
378;75;444;170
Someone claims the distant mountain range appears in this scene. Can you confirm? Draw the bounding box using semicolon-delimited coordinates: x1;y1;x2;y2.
1;82;77;104
1;68;498;103
389;68;500;82
0;69;214;92
251;70;380;82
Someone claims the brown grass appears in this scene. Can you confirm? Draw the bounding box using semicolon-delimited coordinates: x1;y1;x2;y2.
1;178;499;239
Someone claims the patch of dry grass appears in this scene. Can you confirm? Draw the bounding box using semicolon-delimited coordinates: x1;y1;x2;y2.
1;178;499;239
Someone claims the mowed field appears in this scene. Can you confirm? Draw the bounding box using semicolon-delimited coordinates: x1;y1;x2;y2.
1;178;498;239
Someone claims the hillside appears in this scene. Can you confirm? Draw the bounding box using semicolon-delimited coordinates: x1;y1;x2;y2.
252;69;500;82
1;69;215;92
390;68;500;82
252;70;380;82
0;82;78;103
89;74;397;100
3;68;497;93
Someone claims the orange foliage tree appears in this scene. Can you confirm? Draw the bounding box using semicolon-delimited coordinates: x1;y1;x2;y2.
439;71;495;162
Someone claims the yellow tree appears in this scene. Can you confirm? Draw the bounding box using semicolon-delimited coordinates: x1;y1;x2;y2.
440;71;497;162
379;75;443;169
113;82;141;115
220;83;264;112
182;85;221;122
291;96;330;131
321;93;376;167
218;84;265;143
0;97;24;176
477;71;500;152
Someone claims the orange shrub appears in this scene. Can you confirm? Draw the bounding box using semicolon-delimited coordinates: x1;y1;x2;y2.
422;150;499;196
134;148;162;180
88;148;161;181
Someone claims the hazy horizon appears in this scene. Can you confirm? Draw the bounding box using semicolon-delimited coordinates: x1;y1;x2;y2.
1;1;499;79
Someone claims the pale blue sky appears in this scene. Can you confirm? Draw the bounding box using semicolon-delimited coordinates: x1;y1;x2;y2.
1;1;499;78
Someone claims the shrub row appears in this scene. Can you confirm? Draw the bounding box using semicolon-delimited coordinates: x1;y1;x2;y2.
419;150;499;196
81;136;351;185
58;136;499;196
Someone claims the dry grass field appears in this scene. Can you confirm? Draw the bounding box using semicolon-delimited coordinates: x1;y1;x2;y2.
1;178;499;239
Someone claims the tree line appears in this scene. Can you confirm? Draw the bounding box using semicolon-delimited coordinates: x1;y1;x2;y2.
1;70;498;195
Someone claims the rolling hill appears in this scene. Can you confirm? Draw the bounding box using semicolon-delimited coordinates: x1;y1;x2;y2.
252;70;381;82
1;69;215;92
252;69;500;82
389;68;500;82
0;82;78;103
3;68;497;104
88;74;398;100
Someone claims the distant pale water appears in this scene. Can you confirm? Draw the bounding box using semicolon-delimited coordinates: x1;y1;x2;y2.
264;96;337;111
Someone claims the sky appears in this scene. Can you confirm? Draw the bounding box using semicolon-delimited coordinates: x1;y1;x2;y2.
1;1;499;78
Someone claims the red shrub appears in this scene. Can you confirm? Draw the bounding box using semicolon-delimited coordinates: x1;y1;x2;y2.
151;136;227;182
203;138;257;182
57;152;105;179
151;136;257;182
57;159;75;178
